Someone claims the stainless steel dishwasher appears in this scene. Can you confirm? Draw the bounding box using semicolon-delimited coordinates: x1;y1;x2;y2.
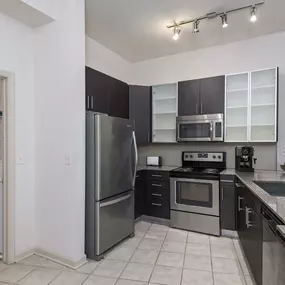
262;206;285;285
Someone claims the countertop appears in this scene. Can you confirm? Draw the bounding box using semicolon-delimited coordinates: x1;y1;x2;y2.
221;169;285;238
137;165;179;171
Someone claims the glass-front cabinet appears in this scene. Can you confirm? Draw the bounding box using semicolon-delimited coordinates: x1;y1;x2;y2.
225;67;277;142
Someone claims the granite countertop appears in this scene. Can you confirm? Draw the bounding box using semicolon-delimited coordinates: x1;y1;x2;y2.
221;169;285;237
137;165;179;172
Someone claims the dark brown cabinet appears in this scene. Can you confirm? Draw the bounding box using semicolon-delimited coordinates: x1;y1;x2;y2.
85;67;129;119
220;176;236;231
145;171;170;219
135;171;145;219
236;181;263;285
178;76;225;116
178;79;200;116
129;85;152;145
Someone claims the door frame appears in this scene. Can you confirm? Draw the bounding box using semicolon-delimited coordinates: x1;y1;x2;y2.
0;71;16;264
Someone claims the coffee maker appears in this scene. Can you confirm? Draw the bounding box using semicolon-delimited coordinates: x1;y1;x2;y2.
235;146;257;172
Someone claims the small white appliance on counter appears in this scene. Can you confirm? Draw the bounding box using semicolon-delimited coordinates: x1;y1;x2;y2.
146;156;162;167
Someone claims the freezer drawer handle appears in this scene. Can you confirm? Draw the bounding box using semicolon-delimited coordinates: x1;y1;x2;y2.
152;174;162;178
152;193;162;197
100;194;132;208
152;184;162;187
152;203;162;207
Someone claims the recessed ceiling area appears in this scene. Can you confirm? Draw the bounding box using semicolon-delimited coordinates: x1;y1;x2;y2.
86;0;285;62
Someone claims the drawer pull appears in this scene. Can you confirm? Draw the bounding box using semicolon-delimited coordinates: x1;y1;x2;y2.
152;203;162;207
152;184;162;187
152;175;162;178
152;193;162;197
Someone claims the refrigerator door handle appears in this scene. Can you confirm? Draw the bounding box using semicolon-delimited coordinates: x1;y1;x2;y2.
132;131;138;188
100;193;132;208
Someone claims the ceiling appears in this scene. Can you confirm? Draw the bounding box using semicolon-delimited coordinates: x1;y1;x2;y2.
86;0;285;62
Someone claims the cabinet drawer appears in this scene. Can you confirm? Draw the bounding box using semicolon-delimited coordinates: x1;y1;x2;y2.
146;198;170;219
146;171;169;181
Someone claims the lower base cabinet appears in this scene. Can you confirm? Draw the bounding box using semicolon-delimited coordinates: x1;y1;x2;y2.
236;180;263;285
134;170;170;220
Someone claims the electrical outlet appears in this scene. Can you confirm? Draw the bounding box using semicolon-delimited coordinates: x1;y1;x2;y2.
65;155;71;165
281;148;285;157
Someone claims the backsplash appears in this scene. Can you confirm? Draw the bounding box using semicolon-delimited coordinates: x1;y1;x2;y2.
138;143;277;170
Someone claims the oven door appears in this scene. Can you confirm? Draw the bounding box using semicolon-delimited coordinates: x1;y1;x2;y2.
176;120;213;142
170;178;219;216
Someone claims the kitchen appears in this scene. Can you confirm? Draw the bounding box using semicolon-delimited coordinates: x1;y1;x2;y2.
84;1;285;284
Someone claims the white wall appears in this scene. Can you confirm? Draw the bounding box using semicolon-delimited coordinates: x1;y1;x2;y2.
34;0;86;264
132;32;285;168
86;36;132;83
21;0;58;18
0;12;35;256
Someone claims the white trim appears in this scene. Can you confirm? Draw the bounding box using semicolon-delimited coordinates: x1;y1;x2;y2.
248;72;251;142
0;71;16;264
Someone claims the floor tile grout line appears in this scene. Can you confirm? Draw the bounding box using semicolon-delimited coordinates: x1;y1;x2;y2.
147;223;169;284
13;266;37;285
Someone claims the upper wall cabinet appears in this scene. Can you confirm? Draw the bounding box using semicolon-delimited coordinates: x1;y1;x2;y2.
85;67;129;119
178;76;225;116
152;84;178;143
225;67;278;142
129;85;151;145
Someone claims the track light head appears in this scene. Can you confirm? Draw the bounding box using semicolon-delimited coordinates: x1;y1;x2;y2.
193;21;200;33
250;6;258;22
173;26;181;41
221;14;228;28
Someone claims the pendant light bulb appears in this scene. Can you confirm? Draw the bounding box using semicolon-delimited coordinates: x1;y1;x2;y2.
172;26;181;41
193;21;200;33
250;6;258;22
221;14;228;28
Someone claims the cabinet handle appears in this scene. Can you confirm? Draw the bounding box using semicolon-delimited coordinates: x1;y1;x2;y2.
87;96;90;109
152;175;162;178
196;104;198;114
148;131;150;142
91;96;94;109
221;188;224;201
152;184;161;187
238;196;244;212
152;203;162;207
246;207;253;228
235;183;245;188
201;103;203;114
152;193;162;197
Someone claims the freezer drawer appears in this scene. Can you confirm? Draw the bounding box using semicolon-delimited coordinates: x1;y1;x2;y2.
95;190;134;256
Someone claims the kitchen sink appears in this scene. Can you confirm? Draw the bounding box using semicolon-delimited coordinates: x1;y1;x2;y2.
254;181;285;197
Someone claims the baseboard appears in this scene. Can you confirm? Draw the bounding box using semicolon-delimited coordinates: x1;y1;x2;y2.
15;248;87;270
35;248;87;269
141;215;170;226
221;229;239;239
15;248;35;263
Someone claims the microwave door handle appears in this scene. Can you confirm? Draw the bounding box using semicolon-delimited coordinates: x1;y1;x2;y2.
210;122;214;141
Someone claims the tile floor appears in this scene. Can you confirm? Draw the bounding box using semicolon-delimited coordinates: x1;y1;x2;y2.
0;221;257;285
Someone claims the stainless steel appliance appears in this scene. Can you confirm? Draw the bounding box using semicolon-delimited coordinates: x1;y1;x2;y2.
176;114;223;142
85;112;138;261
170;151;226;236
235;146;257;172
146;156;162;166
262;206;285;285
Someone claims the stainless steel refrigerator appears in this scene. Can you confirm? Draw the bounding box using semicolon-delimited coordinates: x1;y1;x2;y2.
85;112;138;261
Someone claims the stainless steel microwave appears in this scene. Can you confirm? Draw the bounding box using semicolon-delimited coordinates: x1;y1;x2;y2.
176;114;224;142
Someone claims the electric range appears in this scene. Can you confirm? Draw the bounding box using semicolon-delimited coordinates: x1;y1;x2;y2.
170;151;226;236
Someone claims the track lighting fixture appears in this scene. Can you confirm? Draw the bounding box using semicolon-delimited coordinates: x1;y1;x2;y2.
250;6;258;22
221;14;228;28
167;1;264;40
173;26;181;41
193;21;200;33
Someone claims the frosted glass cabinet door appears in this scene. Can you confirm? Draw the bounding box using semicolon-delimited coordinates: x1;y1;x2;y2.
250;68;277;142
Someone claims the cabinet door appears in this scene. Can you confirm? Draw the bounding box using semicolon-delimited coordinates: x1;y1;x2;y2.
109;78;129;119
85;67;110;113
129;85;151;145
135;171;145;219
236;185;246;241
200;76;225;114
221;185;236;230
178;79;200;116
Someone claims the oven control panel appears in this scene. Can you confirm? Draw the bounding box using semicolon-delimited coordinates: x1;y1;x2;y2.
183;152;224;162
